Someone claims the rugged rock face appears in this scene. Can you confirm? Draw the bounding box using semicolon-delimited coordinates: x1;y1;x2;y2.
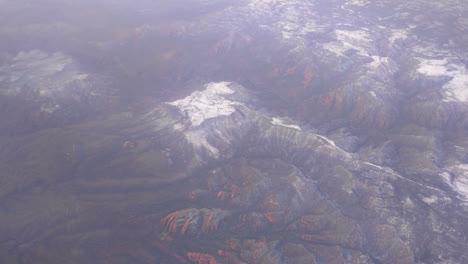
1;82;467;263
154;82;468;264
0;0;467;264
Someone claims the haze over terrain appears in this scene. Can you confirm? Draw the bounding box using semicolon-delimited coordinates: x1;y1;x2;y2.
0;0;467;263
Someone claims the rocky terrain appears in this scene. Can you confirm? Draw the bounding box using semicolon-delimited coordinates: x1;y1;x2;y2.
0;0;467;263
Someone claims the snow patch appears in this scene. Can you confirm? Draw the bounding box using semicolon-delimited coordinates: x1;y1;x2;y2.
442;165;468;201
343;0;369;7
389;29;409;44
364;162;443;192
322;42;350;56
323;29;376;58
422;195;438;204
167;82;241;126
403;197;415;208
334;29;373;56
271;117;301;130
367;56;388;69
417;58;468;102
172;123;185;131
366;56;399;81
247;0;320;40
349;0;368;6
417;58;450;76
315;134;339;148
185;130;219;157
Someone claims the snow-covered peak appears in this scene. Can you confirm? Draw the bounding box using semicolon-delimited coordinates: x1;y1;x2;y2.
167;82;241;126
